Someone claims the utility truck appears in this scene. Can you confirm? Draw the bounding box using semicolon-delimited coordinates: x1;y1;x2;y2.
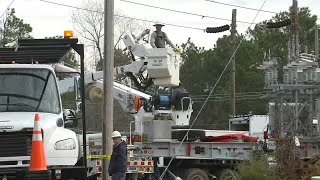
0;30;264;180
67;31;263;180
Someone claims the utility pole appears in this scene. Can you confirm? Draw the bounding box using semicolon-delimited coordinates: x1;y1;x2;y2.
315;24;319;60
102;0;114;179
292;0;299;57
291;0;299;132
230;9;237;116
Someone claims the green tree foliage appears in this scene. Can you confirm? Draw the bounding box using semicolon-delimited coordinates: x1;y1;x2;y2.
180;35;266;129
0;8;32;47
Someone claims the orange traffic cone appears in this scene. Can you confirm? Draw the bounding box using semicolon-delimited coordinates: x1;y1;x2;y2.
29;114;47;171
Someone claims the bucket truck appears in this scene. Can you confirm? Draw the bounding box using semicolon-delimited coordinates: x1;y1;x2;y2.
56;31;264;180
0;28;263;180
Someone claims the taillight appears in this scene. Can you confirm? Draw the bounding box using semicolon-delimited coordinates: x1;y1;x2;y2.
263;131;268;139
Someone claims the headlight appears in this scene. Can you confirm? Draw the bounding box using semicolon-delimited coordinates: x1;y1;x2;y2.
54;138;76;150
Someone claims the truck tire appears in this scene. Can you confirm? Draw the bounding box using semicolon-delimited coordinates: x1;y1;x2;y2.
183;168;209;180
218;169;239;180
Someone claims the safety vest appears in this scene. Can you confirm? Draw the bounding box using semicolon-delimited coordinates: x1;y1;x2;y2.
154;31;166;48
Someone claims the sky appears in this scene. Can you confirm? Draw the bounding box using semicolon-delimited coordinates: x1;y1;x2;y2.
1;0;320;50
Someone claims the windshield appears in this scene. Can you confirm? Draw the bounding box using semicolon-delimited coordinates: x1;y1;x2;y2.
0;68;61;114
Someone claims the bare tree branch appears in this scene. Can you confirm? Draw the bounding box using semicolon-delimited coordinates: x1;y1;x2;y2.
71;0;151;70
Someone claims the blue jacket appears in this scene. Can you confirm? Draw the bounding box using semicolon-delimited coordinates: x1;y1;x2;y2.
108;141;127;175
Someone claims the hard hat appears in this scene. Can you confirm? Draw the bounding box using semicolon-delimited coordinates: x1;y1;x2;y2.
153;21;165;27
111;131;121;138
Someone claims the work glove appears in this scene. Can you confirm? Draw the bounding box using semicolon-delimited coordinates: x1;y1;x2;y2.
173;47;181;54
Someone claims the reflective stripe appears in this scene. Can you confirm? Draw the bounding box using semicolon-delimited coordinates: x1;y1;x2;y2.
127;161;153;166
32;134;42;141
87;154;111;160
33;121;41;131
33;130;42;134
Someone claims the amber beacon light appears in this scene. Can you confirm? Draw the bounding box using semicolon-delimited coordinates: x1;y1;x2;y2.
64;30;74;38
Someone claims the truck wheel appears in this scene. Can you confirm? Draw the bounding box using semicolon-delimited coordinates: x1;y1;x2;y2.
183;168;209;180
218;169;239;180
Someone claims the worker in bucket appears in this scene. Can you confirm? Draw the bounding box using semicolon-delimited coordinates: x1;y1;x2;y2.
108;131;127;180
171;82;190;110
150;22;180;53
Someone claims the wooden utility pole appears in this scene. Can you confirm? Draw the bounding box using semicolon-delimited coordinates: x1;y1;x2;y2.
315;24;319;60
102;0;114;179
230;9;237;116
292;0;299;57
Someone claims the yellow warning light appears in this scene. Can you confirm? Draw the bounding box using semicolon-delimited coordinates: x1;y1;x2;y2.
64;30;74;38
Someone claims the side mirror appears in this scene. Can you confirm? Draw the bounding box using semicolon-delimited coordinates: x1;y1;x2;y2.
74;76;81;101
63;109;78;128
74;76;81;113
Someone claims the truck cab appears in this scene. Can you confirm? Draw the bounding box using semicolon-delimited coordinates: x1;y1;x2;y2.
0;64;79;163
229;114;269;141
0;38;85;179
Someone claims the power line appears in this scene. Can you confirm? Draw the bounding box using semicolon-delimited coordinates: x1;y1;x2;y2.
190;91;268;97
205;0;320;21
193;94;265;101
193;96;263;102
203;0;277;14
192;95;265;101
119;0;254;25
39;0;205;31
0;0;15;19
192;93;266;98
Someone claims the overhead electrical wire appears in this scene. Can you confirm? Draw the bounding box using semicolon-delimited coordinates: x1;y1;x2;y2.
203;0;277;14
193;96;263;103
204;0;320;21
158;0;268;179
190;91;268;97
39;0;205;31
192;93;267;98
0;0;15;19
119;0;254;25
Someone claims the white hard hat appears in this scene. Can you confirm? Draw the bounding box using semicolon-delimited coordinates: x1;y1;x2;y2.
153;21;165;27
111;131;121;138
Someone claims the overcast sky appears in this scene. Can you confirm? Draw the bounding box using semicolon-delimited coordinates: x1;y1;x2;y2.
1;0;320;50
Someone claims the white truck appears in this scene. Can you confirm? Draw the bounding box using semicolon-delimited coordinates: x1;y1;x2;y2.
229;114;269;141
0;38;87;179
67;31;264;180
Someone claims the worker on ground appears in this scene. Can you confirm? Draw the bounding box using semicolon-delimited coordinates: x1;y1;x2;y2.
171;82;190;110
108;131;127;180
150;22;180;53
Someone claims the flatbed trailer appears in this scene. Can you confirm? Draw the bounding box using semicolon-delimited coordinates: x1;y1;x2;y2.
85;134;261;180
134;141;258;161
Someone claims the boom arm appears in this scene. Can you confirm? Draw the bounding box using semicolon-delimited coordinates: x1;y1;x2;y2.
56;30;191;134
55;63;151;114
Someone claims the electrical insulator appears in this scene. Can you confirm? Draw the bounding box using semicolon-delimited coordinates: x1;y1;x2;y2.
266;19;291;29
206;24;230;33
